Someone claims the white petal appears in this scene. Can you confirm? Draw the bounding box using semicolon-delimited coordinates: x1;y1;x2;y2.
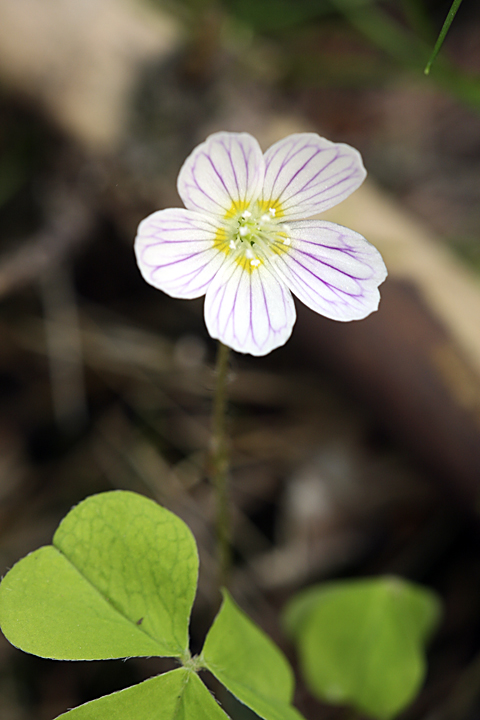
204;259;296;356
262;133;366;220
134;208;227;299
269;220;387;321
177;132;265;216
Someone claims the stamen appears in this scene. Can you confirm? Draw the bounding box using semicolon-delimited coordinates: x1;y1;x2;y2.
224;202;285;264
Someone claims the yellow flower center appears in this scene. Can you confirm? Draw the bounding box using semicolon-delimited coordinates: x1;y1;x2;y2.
214;199;290;273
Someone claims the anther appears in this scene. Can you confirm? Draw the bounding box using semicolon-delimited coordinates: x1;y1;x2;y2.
242;210;252;218
229;240;237;249
269;207;276;216
239;227;248;237
246;248;254;259
250;258;261;267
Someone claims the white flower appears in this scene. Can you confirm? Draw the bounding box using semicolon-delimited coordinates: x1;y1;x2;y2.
135;132;387;356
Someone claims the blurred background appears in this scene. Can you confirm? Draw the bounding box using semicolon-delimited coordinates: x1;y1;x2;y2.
0;0;479;718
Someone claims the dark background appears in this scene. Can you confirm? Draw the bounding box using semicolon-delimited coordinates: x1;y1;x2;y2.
0;1;480;718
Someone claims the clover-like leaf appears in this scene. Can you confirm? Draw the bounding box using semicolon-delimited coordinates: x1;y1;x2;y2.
284;576;442;720
54;667;229;720
201;590;304;720
0;491;198;660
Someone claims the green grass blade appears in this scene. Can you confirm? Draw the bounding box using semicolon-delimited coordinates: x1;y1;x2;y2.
425;0;464;74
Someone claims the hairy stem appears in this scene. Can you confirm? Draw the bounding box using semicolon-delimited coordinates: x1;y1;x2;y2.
210;341;231;589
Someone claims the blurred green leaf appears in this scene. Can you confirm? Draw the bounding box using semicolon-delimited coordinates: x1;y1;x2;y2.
55;667;230;720
0;491;198;660
284;576;442;720
202;590;304;720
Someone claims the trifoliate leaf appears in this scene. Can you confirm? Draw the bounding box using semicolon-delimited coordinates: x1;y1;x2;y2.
54;667;230;720
283;576;441;720
201;590;305;720
0;491;198;659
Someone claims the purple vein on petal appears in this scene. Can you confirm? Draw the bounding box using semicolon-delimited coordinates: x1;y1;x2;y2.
294;248;375;281
264;137;364;214
288;255;365;298
274;147;339;195
266;140;336;187
281;180;360;211
249;273;255;346
272;253;366;305
233;269;248;346
182;155;224;212
291;162;359;200
292;238;358;254
139;244;212;267
213;262;239;338
206;153;232;199
151;258;209;284
223;142;240;199
282;159;358;205
240;143;250;194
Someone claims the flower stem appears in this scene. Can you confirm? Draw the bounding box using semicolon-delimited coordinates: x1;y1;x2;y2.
210;341;231;590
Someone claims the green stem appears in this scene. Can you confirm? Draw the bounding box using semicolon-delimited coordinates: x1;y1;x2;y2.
210;341;231;590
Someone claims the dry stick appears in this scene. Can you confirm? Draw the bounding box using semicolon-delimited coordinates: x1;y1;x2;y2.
210;341;231;590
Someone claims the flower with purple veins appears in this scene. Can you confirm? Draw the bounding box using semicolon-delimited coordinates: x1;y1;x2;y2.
135;132;387;356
